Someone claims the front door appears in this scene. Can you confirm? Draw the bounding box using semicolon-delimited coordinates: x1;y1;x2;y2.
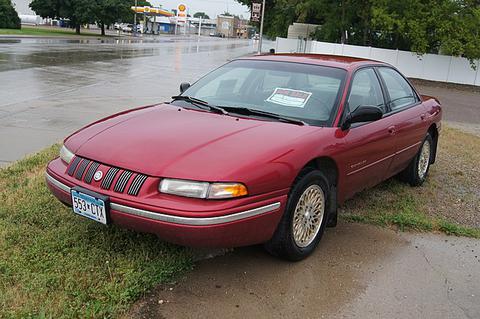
337;67;397;200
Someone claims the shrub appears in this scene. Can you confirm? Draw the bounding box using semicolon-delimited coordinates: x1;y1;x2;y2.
0;0;21;29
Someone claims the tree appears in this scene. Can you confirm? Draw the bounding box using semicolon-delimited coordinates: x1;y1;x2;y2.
236;0;480;65
30;0;98;34
30;0;151;35
193;12;209;19
96;0;130;35
0;0;21;29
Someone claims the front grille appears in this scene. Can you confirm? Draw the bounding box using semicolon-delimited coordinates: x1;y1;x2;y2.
114;170;133;193
67;156;82;176
75;159;91;180
101;167;119;190
128;174;148;196
84;161;100;184
65;156;148;196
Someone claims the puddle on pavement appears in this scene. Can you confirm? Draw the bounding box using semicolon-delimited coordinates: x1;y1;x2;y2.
0;38;252;72
126;222;407;319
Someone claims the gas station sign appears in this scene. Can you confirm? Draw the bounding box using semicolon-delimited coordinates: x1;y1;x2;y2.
177;4;187;23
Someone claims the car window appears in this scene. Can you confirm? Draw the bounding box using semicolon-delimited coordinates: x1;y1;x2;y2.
378;67;417;110
193;67;254;97
180;60;347;127
347;68;385;113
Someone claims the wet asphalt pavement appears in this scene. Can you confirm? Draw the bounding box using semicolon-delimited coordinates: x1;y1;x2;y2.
0;36;264;166
1;36;479;318
128;223;480;319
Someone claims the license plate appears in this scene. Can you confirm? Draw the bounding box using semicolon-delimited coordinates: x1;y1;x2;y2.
71;187;109;225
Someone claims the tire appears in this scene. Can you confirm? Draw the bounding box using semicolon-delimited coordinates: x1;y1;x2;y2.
400;133;433;186
264;169;330;261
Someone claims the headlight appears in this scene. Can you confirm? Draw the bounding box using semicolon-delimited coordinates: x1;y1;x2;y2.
59;145;74;164
159;179;248;199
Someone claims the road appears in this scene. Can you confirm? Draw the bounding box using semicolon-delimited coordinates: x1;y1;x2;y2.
0;36;265;166
1;36;479;318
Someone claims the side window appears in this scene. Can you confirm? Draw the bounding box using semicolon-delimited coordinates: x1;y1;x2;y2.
378;67;417;110
347;68;385;113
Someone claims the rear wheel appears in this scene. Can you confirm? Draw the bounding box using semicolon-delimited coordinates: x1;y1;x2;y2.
400;133;433;186
265;170;330;261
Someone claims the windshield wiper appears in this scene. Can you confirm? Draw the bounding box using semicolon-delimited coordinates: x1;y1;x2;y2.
221;106;306;126
171;95;228;115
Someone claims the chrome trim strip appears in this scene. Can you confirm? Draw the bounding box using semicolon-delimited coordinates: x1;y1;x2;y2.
45;172;281;226
396;141;422;155
46;172;71;193
110;202;281;226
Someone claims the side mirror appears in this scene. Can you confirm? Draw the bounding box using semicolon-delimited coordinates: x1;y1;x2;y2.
180;82;191;94
341;106;383;130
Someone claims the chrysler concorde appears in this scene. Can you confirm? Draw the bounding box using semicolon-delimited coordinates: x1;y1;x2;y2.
46;54;441;260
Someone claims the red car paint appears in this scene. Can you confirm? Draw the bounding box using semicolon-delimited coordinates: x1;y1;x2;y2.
46;54;442;247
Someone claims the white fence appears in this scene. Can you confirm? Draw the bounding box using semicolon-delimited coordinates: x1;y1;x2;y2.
275;37;480;86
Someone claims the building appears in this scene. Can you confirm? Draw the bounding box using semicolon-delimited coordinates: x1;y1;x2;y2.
216;15;239;38
189;17;217;36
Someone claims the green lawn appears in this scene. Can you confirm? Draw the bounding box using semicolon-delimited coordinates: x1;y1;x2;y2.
0;145;192;318
0;26;107;37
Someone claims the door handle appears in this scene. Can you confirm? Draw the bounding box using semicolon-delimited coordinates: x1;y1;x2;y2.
420;113;426;121
388;126;396;135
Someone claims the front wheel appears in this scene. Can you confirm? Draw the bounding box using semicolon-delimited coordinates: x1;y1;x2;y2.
400;133;433;186
264;170;330;261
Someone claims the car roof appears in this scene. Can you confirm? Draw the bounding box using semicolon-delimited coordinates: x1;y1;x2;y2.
239;53;388;71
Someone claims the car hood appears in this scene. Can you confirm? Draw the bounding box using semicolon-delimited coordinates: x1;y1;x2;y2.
67;104;321;180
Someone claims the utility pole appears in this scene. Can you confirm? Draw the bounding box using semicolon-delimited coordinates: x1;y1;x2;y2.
133;0;138;36
257;0;266;54
198;17;202;37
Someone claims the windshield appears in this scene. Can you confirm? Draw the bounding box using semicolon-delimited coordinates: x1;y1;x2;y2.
173;59;347;126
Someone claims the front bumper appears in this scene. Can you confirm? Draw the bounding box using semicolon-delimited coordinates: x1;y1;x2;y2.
46;169;286;248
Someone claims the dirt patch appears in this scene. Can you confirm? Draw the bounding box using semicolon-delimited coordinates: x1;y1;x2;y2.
412;79;480;133
410;78;480;94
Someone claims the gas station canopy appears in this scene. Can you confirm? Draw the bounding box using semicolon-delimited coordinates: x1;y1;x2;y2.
130;6;174;17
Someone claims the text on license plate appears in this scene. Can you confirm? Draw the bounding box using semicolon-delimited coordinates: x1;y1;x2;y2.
71;189;108;225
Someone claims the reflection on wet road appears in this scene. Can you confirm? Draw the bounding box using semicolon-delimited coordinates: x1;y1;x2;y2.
0;37;267;165
128;223;480;319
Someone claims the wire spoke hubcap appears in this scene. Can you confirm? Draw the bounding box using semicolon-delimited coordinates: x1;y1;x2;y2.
418;140;431;179
292;184;325;248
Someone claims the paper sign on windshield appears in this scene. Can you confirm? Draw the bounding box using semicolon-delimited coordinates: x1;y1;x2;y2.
266;88;312;108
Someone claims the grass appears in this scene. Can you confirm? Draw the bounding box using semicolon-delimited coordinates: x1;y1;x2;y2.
0;26;107;37
340;126;480;239
0;145;193;318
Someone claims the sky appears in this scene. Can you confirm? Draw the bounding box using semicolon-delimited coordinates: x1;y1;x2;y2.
151;0;250;19
12;0;251;19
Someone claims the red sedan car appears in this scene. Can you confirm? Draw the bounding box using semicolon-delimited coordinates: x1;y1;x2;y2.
46;54;441;260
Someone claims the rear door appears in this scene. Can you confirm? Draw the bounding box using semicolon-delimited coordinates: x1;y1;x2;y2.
376;67;427;176
338;67;397;199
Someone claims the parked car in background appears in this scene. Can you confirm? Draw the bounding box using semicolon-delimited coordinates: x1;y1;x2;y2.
121;24;133;32
46;54;441;261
